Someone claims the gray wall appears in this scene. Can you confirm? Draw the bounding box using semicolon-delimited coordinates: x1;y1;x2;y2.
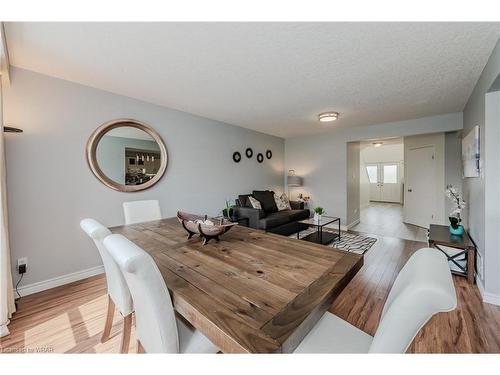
462;38;500;295
346;142;360;226
484;90;500;297
444;131;464;221
285;113;463;225
97;136;160;184
4;68;284;287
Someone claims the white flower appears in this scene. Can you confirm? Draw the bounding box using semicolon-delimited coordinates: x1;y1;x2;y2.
445;184;466;217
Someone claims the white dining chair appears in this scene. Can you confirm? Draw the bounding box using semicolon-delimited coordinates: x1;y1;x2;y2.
103;233;220;353
80;218;134;353
294;248;457;353
123;200;162;225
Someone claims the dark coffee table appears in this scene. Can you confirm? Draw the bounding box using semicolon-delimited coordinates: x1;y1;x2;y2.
298;216;341;245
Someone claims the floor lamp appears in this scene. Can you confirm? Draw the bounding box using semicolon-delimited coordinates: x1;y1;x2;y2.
287;170;302;200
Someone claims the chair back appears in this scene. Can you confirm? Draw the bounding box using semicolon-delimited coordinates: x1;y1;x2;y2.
104;234;179;353
369;248;457;353
123;200;162;225
80;219;133;316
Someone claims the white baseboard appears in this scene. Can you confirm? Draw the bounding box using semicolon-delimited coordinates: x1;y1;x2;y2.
476;276;500;306
347;219;360;230
16;265;104;298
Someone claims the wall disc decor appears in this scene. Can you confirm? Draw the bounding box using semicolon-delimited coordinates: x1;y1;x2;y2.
257;153;264;163
245;148;253;158
233;151;242;163
266;150;272;159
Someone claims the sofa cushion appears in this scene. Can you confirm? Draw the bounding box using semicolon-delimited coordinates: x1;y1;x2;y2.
253;190;278;214
238;194;253;208
257;209;310;230
248;196;262;209
288;209;310;221
259;211;292;230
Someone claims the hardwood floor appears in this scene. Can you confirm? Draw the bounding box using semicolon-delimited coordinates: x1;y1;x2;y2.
330;233;500;353
351;202;428;242
1;232;499;353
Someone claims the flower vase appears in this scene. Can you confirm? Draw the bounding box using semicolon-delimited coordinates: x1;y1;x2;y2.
314;213;322;223
448;216;464;236
449;224;464;236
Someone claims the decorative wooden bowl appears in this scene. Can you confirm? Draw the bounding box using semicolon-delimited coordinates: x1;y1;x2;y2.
176;211;238;245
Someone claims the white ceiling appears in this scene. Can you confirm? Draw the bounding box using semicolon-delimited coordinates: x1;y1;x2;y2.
5;22;500;138
360;137;403;150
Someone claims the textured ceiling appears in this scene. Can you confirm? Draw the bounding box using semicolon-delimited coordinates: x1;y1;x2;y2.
5;22;500;138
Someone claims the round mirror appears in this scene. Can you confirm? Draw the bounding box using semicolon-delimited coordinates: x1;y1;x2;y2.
86;119;168;192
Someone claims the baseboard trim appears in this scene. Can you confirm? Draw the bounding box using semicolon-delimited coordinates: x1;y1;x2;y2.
16;265;104;298
346;219;360;230
476;276;500;306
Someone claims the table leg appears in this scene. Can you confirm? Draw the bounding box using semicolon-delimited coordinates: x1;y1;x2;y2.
467;248;475;284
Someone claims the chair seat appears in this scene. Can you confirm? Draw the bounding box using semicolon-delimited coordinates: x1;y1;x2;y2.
294;312;373;353
177;317;219;353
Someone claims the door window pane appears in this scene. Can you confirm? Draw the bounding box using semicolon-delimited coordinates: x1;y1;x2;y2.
383;165;398;183
366;165;378;183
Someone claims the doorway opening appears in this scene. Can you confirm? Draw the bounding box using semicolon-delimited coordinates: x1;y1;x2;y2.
351;137;428;242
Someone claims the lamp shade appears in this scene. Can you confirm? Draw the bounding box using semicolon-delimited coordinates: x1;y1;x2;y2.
287;175;303;187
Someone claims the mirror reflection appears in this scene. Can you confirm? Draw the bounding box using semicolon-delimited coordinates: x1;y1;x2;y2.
96;126;162;186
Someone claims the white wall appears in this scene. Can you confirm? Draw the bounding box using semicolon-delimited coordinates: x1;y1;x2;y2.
285;112;462;225
359;162;370;209
462;38;500;301
3;68;285;288
361;143;404;163
346;142;360;226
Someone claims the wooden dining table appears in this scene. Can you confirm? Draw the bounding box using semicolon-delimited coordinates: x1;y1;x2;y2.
110;217;363;353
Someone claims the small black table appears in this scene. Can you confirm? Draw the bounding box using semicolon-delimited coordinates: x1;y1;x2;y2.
298;216;341;245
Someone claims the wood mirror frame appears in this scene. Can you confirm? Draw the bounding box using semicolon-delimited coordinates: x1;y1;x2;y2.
86;119;168;192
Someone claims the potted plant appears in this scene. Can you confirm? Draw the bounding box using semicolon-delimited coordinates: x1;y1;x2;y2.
222;199;235;221
313;207;325;223
445;185;466;236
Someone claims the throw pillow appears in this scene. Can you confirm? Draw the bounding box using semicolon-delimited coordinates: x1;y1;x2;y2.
238;194;253;208
274;193;291;211
253;190;278;213
248;196;262;209
274;193;292;211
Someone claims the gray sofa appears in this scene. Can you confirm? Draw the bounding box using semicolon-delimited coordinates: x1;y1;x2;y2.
233;191;310;236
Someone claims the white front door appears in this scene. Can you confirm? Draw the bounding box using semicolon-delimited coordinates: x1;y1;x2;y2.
366;164;381;201
365;163;402;203
405;146;436;228
380;163;401;202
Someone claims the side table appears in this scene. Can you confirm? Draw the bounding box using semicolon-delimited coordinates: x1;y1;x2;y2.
428;224;476;284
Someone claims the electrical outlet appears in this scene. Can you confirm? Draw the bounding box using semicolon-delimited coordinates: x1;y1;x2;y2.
17;257;27;274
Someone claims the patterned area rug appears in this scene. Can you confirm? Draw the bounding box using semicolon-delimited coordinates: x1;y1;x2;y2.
288;228;377;255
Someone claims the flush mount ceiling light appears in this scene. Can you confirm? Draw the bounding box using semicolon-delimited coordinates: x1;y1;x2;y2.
373;142;383;147
318;112;339;123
